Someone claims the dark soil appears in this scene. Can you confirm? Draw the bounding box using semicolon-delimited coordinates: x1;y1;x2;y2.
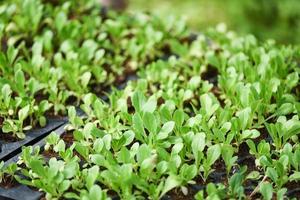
201;65;218;86
61;131;74;147
0;117;3;128
165;186;198;200
0;175;18;189
42;149;59;159
209;160;227;184
254;126;272;143
285;181;300;199
1;36;8;52
0;133;20;142
237;143;256;172
179;33;198;45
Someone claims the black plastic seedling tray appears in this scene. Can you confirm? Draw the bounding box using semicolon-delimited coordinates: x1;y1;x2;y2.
0;124;67;200
0;184;42;200
0;119;66;162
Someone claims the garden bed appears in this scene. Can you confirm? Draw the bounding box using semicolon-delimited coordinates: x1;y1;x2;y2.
0;0;300;200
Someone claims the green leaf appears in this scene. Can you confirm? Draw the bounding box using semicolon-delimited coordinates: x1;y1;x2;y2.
277;188;287;200
133;113;146;142
160;175;181;198
63;161;78;179
29;159;46;177
286;72;299;89
89;185;104;200
157;121;175;140
59;180;71;192
266;168;278;182
93;138;104;153
241;129;260;140
276;103;294;116
18;105;30;122
289;171;300;181
81;72;91;88
236;107;251;130
7;46;19;64
15;69;25;94
143;112;157;134
246;171;261;180
102;134;112;150
75;143;89;160
86;166;99;189
137;144;151;164
64;192;79;199
54;140;65;152
117;147;131;163
173;109;185;127
260;182;273;200
206;144;221;166
180;164;197;181
140;155;157;176
123;130;135;146
200;93;219;118
192;132;206;154
142;96;157;113
2;84;12;106
90;154;106;167
172;142;183;154
132;91;146;112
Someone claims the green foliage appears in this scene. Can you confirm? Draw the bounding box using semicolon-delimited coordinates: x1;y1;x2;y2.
0;0;299;199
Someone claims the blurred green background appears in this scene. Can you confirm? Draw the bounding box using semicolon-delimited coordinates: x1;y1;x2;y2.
128;0;300;44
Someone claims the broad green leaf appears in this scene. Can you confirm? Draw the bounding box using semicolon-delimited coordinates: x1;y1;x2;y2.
173;109;185;127
236;107;251;130
192;132;206;153
102;134;112;150
172;142;183;154
86;166;99;189
206;144;221;166
289;171;300;181
143;112;157;134
90;154;106;167
157;121;175;140
132;91;146;112
81;72;91;88
266;168;278;182
18;105;30;122
276;103;294;116
89;185;104;200
241;129;260;140
160;175;181;198
200;93;219;118
142;96;157;113
133;113;146;142
93;138;104;153
59;180;71;192
15;69;25;94
260;182;273;200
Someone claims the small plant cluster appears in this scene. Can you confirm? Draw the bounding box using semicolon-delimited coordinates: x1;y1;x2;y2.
0;0;300;199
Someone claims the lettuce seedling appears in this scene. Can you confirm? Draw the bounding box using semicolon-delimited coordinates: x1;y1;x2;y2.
222;144;238;175
260;182;273;200
2;104;32;138
0;162;17;184
265;115;300;150
202;144;221;181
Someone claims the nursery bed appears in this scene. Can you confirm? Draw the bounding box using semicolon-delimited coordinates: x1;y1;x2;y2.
0;0;300;199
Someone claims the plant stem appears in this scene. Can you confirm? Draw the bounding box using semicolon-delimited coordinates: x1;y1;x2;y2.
249;174;268;198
